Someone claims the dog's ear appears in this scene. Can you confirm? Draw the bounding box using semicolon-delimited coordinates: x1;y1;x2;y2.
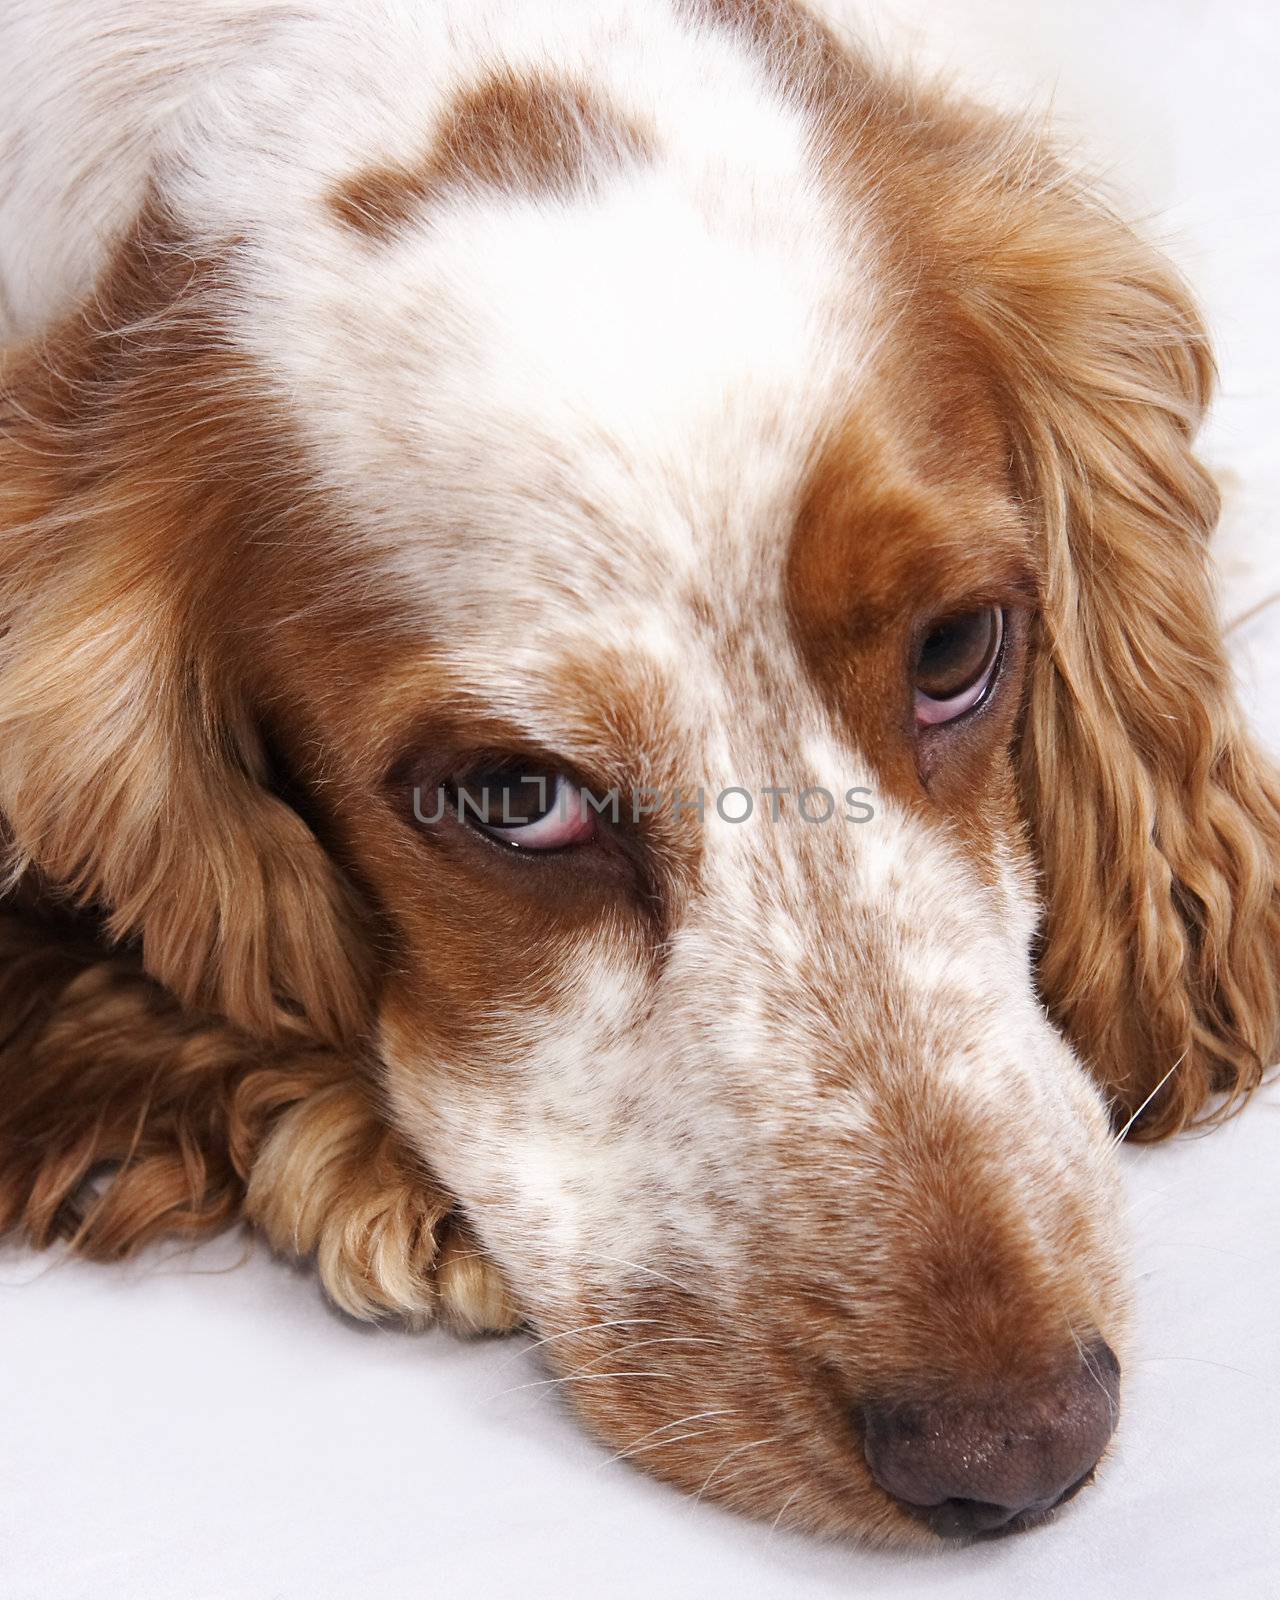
0;205;365;1044
961;162;1280;1137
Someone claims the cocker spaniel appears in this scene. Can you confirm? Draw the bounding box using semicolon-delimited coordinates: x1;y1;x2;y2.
2;0;1277;1545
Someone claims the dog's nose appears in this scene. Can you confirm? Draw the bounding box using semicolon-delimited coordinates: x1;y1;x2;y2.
862;1342;1120;1538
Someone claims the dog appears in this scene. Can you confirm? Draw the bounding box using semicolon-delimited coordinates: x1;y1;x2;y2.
2;0;1277;1544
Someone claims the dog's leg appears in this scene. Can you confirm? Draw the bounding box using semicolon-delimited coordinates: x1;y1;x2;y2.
0;900;518;1333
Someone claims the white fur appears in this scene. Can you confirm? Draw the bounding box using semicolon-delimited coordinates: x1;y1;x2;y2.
1;0;1128;1523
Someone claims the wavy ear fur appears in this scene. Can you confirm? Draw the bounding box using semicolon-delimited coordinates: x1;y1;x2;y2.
0;894;516;1331
0;203;364;1044
0;201;526;1323
958;154;1280;1137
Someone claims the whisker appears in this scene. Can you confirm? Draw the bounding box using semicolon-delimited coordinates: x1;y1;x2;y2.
578;1333;723;1369
1226;587;1280;634
1136;1240;1269;1265
1138;1355;1270;1385
486;1369;671;1403
583;1254;695;1296
490;1317;656;1375
768;1484;805;1538
610;1428;721;1464
1078;1336;1119;1426
481;1245;696;1299
604;1408;737;1466
1112;1050;1187;1145
695;1437;777;1503
1126;1179;1194;1217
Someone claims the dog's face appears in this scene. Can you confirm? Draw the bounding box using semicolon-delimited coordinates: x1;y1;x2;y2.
2;0;1277;1548
363;436;1127;1536
230;55;1130;1537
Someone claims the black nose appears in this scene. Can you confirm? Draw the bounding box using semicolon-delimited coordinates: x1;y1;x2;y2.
862;1342;1120;1539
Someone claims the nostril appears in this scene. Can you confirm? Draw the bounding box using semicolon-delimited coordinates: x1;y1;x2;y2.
925;1497;1026;1540
862;1341;1120;1539
918;1472;1092;1540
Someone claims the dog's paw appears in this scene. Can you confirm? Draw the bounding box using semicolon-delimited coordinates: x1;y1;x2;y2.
244;1081;519;1333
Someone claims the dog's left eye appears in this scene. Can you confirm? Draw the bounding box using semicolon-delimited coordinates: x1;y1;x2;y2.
453;766;597;851
914;606;1005;726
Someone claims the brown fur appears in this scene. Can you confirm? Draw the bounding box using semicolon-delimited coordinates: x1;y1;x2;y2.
0;0;1277;1532
901;109;1280;1137
329;69;653;240
736;0;1280;1136
0;201;508;1328
0;890;515;1329
0;201;369;1045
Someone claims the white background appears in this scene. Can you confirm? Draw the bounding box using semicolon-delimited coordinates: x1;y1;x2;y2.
2;3;1278;1597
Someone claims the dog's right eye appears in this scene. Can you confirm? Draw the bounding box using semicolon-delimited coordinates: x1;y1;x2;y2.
452;766;597;851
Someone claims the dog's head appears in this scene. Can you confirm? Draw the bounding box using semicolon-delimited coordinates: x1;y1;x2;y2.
2;0;1277;1542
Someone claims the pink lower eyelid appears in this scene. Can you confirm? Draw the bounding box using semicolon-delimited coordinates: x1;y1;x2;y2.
915;678;989;725
915;684;972;723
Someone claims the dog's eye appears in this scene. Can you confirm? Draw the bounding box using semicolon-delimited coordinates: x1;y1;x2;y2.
914;607;1005;726
453;766;597;851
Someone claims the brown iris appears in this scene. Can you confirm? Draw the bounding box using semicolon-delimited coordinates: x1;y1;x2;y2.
914;607;1005;725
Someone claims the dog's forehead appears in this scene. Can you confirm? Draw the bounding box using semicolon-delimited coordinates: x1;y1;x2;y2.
200;13;875;629
375;190;857;619
289;183;855;623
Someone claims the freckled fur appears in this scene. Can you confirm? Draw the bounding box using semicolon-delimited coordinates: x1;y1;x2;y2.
1;0;1277;1544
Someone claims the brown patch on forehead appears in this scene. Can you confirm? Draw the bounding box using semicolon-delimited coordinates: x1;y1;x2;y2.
788;411;1035;657
329;69;653;241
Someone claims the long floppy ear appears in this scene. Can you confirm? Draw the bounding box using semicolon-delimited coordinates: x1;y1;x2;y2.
0;204;365;1044
964;166;1280;1137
